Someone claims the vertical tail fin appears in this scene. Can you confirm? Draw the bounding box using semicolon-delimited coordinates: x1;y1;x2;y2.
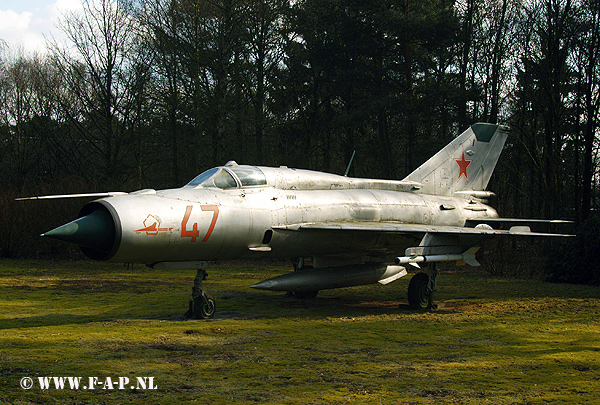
403;123;509;196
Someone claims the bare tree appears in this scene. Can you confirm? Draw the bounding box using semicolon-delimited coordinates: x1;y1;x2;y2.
580;0;600;219
51;0;140;186
243;0;287;162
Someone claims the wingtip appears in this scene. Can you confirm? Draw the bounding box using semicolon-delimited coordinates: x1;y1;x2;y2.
15;192;127;201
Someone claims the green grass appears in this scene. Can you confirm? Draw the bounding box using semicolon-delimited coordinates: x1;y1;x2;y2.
1;259;599;404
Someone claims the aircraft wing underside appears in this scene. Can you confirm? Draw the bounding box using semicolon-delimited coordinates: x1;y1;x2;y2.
274;221;572;238
274;220;572;268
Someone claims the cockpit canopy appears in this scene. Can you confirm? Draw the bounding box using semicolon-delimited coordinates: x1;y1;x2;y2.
186;165;267;189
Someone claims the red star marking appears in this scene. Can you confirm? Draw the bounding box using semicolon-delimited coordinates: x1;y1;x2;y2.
455;149;472;181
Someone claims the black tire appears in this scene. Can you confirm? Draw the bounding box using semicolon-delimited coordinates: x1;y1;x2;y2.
407;273;429;309
193;294;216;319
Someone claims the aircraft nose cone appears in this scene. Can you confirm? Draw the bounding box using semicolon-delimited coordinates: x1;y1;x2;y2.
250;279;278;291
42;209;115;252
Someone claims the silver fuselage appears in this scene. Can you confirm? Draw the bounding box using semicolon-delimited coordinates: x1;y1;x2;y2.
91;167;497;264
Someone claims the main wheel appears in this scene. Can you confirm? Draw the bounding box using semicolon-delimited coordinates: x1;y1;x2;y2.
407;273;429;309
193;294;216;319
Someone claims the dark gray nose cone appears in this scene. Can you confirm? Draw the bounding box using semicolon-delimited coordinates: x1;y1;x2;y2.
42;209;115;253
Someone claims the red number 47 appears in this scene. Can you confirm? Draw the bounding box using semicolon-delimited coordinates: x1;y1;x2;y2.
181;205;219;242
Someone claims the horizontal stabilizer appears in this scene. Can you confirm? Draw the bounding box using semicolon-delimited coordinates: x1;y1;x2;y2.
466;218;573;227
466;218;574;234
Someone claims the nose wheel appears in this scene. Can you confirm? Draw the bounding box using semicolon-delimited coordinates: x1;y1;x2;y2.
185;269;216;319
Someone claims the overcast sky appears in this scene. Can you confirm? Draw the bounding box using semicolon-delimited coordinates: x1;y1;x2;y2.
0;0;83;55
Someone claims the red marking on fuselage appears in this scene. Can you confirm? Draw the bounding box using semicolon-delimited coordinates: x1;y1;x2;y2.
135;215;172;235
181;205;219;242
181;206;200;242
200;205;219;242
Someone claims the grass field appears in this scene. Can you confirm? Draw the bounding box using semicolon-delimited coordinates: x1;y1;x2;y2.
1;259;599;404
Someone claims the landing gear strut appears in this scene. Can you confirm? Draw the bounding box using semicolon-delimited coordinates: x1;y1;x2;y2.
185;269;216;319
426;263;438;310
407;263;438;310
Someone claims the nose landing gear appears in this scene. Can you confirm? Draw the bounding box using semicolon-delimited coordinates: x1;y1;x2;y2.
185;268;216;319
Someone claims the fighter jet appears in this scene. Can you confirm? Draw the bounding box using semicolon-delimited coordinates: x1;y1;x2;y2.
20;123;572;318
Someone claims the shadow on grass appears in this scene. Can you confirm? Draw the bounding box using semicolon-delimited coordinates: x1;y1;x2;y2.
5;277;574;331
213;289;452;319
1;313;119;330
3;260;599;332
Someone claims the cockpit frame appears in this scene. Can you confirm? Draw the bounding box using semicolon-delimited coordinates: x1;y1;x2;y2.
186;165;267;190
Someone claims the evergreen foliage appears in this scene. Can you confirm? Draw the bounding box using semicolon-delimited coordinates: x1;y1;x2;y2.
1;0;599;271
547;215;600;285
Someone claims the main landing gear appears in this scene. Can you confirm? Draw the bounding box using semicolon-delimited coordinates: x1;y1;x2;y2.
184;269;216;319
407;263;438;310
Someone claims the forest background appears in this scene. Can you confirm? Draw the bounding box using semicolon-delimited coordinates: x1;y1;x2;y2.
1;0;599;274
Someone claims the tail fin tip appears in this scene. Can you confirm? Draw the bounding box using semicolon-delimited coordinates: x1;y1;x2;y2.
472;123;499;142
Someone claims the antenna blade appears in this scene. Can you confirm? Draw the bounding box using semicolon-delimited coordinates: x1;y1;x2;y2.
344;150;356;177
